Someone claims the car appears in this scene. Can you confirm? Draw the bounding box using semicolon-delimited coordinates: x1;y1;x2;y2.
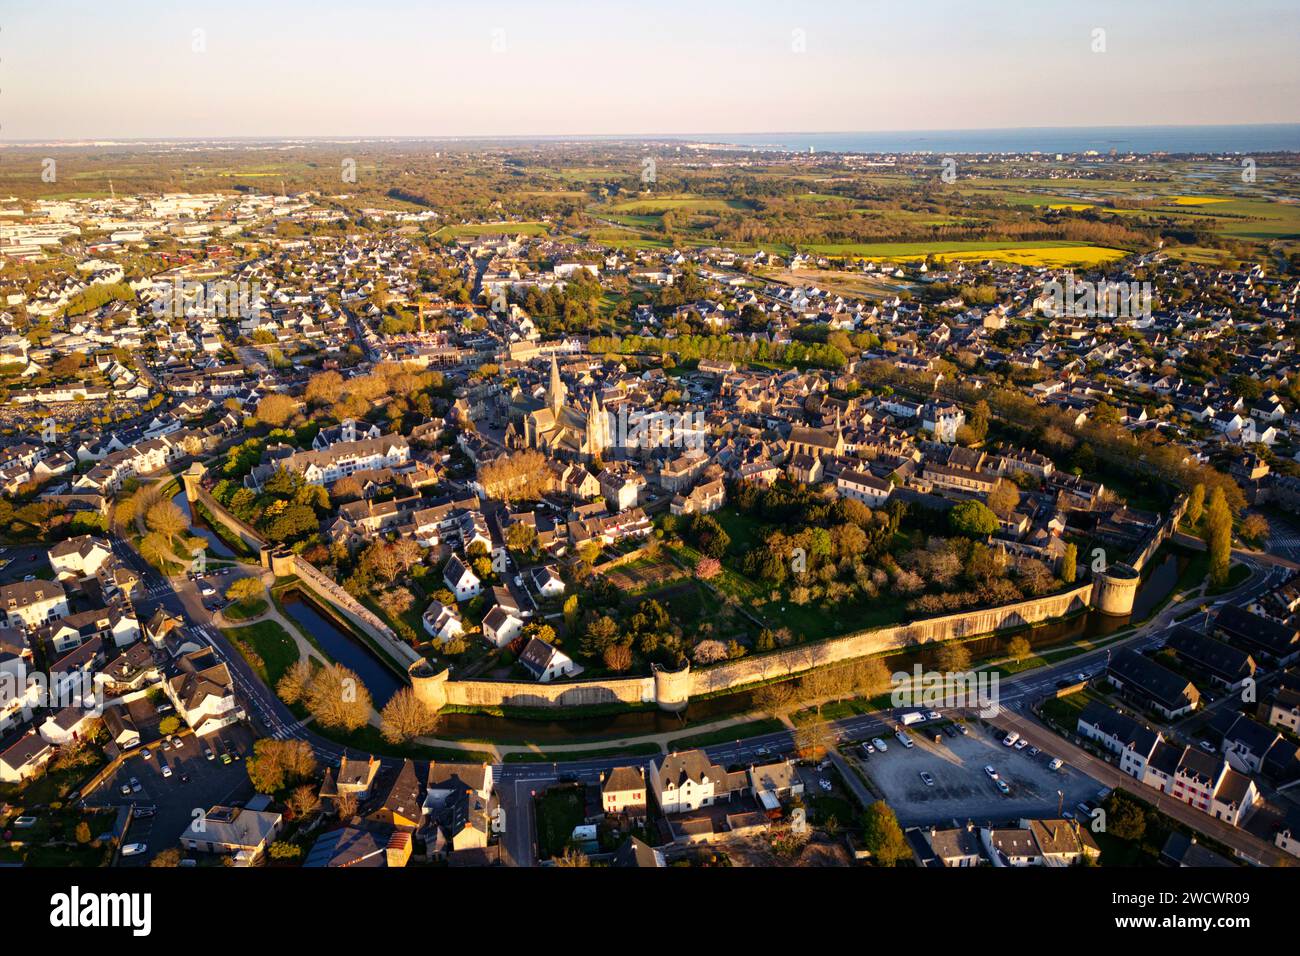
816;759;832;771
120;783;132;796
161;765;172;778
121;843;147;857
1199;740;1217;753
178;858;197;867
132;805;156;818
141;749;152;760
926;710;942;721
221;753;232;765
1047;757;1064;772
942;724;958;738
956;724;969;736
204;747;214;761
1076;801;1091;814
895;731;914;749
1076;673;1089;683
155;703;173;715
129;777;142;793
1002;732;1019;747
755;746;770;757
13;816;38;828
919;771;935;787
22;574;35;582
1014;739;1029;750
861;743;875;756
199;585;216;597
984;765;999;780
995;779;1010;795
1062;809;1075;820
871;737;888;752
818;779;832;792
1027;746;1040;756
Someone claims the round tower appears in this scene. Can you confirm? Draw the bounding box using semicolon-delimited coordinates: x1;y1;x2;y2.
653;662;691;713
407;659;450;713
1091;563;1140;616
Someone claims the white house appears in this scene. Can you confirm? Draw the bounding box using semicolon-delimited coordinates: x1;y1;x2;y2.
164;647;241;736
529;565;565;599
47;534;114;581
519;636;576;682
482;605;523;648
1;580;69;630
421;600;464;643
836;469;893;507
649;749;728;815
443;554;481;602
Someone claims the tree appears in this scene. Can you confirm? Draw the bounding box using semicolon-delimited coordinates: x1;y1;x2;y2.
158;716;181;736
934;641;972;673
602;642;632;672
1106;793;1147;842
753;679;799;716
304;663;373;732
255;393;299;427
505;522;538;554
380;687;439;744
861;801;909;866
75;821;92;844
1060;542;1077;585
986;479;1021;518
276;658;313;705
949;500;998;537
146;500;188;543
562;595;580;633
246;738;318;793
1186;482;1205;528
289;784;321;819
554;846;590;867
151;848;183;867
1006;635;1031;664
225;577;263;605
1241;513;1270;546
793;720;834;759
1203;487;1233;587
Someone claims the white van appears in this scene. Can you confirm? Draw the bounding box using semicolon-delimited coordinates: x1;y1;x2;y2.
895;730;914;749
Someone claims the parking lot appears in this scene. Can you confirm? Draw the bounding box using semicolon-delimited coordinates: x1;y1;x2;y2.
87;725;256;866
855;720;1102;827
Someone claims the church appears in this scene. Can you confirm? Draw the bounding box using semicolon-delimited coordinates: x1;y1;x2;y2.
515;354;610;462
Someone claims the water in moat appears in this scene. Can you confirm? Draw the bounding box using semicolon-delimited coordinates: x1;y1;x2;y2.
171;488;238;560
280;591;404;707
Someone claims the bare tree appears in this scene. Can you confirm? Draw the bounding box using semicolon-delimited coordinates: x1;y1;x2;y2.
379;687;439;744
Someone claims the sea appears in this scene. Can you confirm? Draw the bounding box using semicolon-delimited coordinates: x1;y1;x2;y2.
688;125;1300;155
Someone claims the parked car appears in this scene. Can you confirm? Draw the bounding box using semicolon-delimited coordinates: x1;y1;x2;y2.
1002;732;1019;747
1027;746;1040;756
161;764;172;778
1199;740;1217;753
1014;739;1029;750
221;753;232;765
942;724;958;738
129;777;142;793
818;779;832;792
141;749;152;760
956;724;969;736
860;743;874;757
995;779;1010;795
132;805;156;818
984;765;999;780
926;710;942;721
919;771;935;787
120;782;132;796
13;816;37;829
204;747;214;761
121;843;147;857
155;703;173;715
871;737;888;752
1048;757;1064;772
895;731;914;749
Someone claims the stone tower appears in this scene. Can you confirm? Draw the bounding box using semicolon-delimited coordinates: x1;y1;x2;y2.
586;393;607;459
547;353;566;415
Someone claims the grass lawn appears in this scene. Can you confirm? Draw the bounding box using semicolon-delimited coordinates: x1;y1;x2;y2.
534;784;587;859
222;620;300;688
222;598;267;622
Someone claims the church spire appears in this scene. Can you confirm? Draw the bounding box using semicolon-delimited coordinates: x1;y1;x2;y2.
547;353;566;414
586;393;606;458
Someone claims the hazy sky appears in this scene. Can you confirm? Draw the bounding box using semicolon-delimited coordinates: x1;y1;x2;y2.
4;0;1299;140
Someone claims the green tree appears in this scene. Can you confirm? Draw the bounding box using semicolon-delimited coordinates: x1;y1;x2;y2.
861;801;909;866
949;500;998;537
1185;482;1205;528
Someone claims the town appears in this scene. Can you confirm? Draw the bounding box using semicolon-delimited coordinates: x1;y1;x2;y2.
0;134;1297;880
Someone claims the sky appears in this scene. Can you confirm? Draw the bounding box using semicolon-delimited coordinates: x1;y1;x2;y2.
3;0;1299;140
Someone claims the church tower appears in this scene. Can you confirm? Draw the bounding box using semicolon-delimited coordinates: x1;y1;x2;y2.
546;353;566;415
586;393;607;459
